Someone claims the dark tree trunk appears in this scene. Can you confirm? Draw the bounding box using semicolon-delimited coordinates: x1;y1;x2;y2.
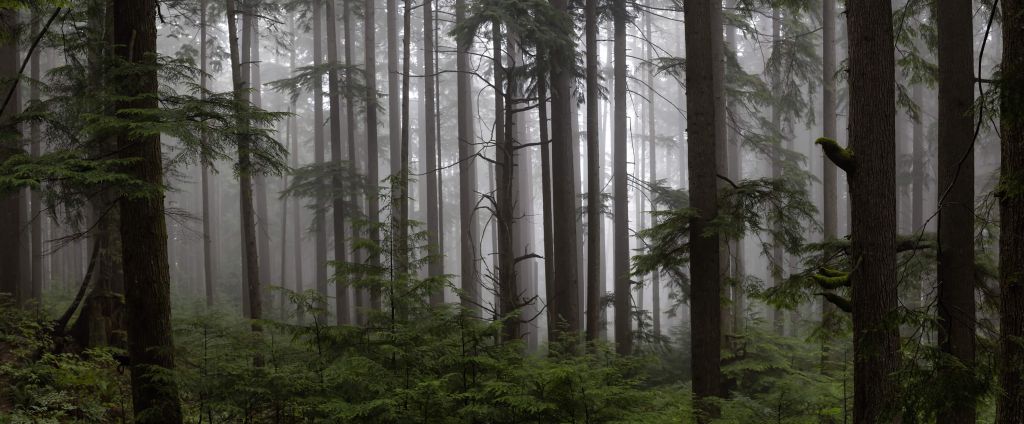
612;0;631;356
424;0;443;304
770;9;785;336
998;0;1024;421
30;9;42;304
548;0;581;340
538;75;557;340
492;25;518;342
227;0;263;333
584;0;602;343
846;0;901;421
684;0;723;419
936;0;977;421
0;9;21;304
343;0;360;318
251;19;271;313
456;0;481;313
397;0;412;272
325;0;351;325
365;0;382;311
111;0;183;419
312;0;328;322
820;0;838;362
200;0;215;307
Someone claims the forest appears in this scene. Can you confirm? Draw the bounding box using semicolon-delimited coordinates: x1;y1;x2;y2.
0;0;1020;422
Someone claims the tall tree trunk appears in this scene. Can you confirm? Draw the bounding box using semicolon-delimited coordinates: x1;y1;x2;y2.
251;18;272;313
325;0;351;325
0;9;21;305
538;75;556;337
820;0;838;360
388;0;400;180
425;0;443;304
312;0;328;322
456;0;480;313
612;0;631;355
845;0;901;421
29;8;42;304
200;0;215;307
724;2;742;337
365;0;382;311
343;0;360;318
684;0;723;419
646;10;660;338
770;9;785;336
998;0;1024;421
548;0;581;340
397;0;412;273
110;0;183;419
227;0;263;333
493;24;518;342
584;0;602;343
936;1;977;421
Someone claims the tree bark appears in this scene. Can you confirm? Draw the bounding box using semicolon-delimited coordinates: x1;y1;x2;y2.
311;0;328;322
612;0;631;356
365;0;382;311
820;0;838;362
0;8;21;304
251;18;272;313
325;0;351;325
846;0;901;421
998;0;1024;421
29;9;42;304
456;0;480;314
111;0;183;419
936;0;977;421
684;0;723;419
199;0;215;308
548;0;581;340
424;0;443;304
227;0;263;333
584;0;602;343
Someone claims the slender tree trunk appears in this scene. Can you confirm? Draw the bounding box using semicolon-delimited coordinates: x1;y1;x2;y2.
325;0;351;325
343;0;360;318
684;0;723;419
365;0;382;311
492;24;518;342
845;0;901;421
612;0;631;355
251;18;272;313
0;10;21;305
227;0;263;333
819;0;838;361
200;0;214;307
456;0;480;313
646;11;660;338
998;0;1024;421
770;9;785;336
584;0;602;343
311;0;328;322
397;0;412;273
424;0;443;304
29;9;42;304
111;0;183;419
538;75;557;339
548;0;581;340
936;1;977;421
724;3;743;337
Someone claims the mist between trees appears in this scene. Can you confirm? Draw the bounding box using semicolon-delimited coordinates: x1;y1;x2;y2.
0;0;1022;423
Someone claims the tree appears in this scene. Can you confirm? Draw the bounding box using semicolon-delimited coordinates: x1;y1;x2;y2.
250;11;272;312
325;0;351;325
684;0;723;419
997;0;1024;421
584;0;601;343
0;8;22;305
29;9;42;304
312;0;329;321
227;0;263;331
365;0;382;310
936;0;977;421
111;0;183;419
424;0;443;303
819;0;838;357
456;0;481;313
842;0;901;421
200;0;215;307
612;0;631;356
548;0;581;340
